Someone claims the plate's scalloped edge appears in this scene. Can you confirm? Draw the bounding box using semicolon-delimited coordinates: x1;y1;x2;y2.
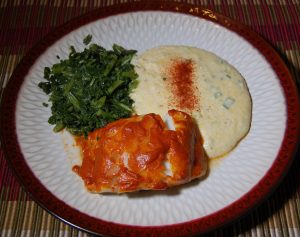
0;1;299;237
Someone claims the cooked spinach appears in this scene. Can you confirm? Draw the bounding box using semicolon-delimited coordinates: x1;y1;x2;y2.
38;36;138;136
83;34;92;45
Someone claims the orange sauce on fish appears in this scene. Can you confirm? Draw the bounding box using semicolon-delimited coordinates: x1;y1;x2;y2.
73;110;207;193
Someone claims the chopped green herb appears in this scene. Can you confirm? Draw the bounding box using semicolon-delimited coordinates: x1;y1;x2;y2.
128;79;139;92
38;37;138;136
162;77;167;81
42;102;49;107
53;121;65;132
83;34;92;45
107;79;124;94
223;97;235;109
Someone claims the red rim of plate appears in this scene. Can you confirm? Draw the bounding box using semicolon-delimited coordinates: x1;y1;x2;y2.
0;2;299;237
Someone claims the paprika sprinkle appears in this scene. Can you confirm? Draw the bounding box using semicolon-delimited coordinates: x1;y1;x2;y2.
167;58;199;111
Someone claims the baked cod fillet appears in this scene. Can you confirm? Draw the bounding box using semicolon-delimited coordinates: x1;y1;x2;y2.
73;110;208;193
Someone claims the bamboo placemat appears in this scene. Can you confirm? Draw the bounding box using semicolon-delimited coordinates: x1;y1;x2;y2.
0;0;299;236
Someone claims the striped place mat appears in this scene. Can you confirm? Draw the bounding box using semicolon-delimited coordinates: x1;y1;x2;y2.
0;1;299;236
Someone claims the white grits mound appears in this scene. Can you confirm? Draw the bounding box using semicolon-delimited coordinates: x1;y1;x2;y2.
131;46;252;158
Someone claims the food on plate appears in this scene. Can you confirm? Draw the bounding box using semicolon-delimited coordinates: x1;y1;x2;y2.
38;35;138;136
131;46;252;158
38;37;252;193
73;110;208;193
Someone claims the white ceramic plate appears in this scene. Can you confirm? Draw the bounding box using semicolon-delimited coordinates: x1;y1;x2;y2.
1;3;299;236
